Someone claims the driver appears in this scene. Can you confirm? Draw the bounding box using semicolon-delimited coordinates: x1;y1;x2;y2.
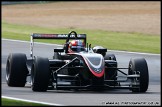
68;40;85;53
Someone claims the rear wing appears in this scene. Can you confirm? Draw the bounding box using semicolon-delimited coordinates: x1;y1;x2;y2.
30;33;87;58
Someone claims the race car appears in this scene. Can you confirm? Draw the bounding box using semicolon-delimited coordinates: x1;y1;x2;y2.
6;31;149;92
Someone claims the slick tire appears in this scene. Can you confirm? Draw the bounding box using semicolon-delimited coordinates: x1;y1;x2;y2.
128;58;149;92
6;53;28;87
104;54;116;61
31;57;50;92
104;54;117;84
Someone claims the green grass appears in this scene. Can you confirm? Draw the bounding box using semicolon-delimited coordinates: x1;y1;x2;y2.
1;98;50;106
2;21;160;54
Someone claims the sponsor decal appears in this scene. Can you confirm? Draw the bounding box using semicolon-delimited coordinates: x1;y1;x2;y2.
33;34;57;37
32;34;86;38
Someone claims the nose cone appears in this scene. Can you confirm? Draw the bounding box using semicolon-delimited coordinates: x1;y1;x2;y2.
82;53;105;77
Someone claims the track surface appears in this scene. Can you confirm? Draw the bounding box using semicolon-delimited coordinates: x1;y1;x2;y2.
1;39;160;106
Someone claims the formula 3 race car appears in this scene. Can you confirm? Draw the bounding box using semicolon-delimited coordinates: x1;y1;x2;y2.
6;31;149;92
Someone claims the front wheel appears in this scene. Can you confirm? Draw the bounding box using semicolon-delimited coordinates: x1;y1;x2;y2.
31;57;50;92
128;58;149;92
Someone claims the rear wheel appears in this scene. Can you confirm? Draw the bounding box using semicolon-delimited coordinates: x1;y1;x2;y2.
104;54;117;85
6;53;28;87
128;58;149;92
104;54;116;61
31;57;50;92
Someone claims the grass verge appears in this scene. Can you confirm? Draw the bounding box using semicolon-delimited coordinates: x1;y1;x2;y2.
2;21;160;54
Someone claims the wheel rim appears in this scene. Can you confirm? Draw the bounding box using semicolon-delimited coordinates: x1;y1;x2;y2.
6;60;10;81
129;62;140;91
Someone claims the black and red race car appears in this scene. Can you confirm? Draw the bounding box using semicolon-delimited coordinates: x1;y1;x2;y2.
6;31;149;92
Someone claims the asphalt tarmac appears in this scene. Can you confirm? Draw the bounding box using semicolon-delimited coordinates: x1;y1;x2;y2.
1;39;161;106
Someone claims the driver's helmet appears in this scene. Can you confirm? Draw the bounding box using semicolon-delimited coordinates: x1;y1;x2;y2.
68;40;85;53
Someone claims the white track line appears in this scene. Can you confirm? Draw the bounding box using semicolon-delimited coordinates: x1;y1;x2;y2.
2;38;160;56
2;96;64;106
107;50;160;56
2;38;62;46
